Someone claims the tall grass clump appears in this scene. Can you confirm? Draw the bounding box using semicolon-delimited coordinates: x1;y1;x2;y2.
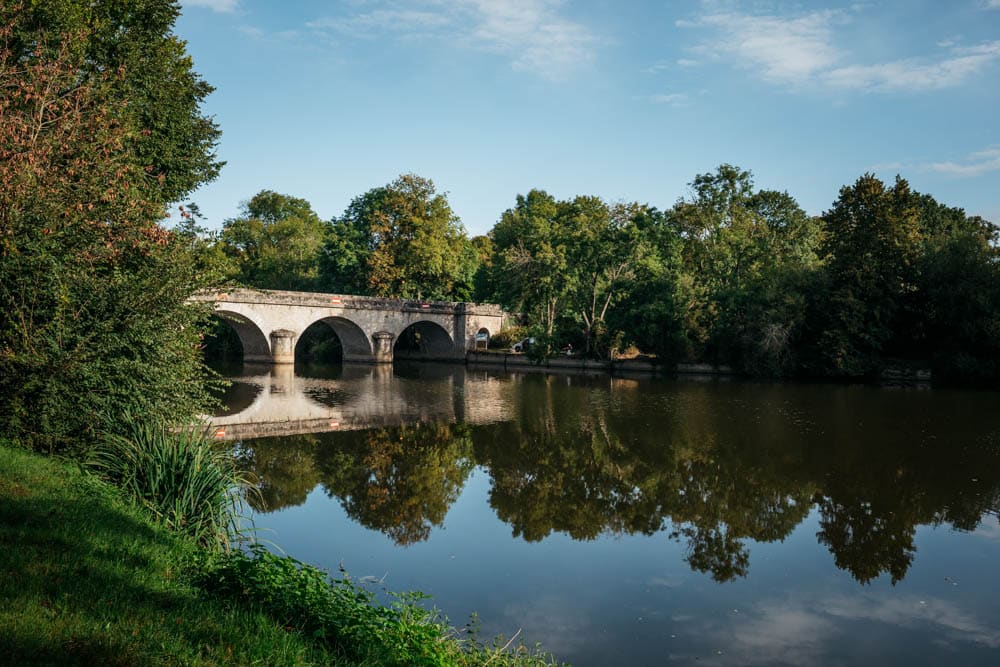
87;413;256;551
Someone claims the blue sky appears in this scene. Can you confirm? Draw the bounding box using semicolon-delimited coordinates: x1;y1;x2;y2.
176;0;1000;236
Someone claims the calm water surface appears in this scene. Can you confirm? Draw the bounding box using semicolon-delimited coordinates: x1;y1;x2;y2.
215;363;1000;666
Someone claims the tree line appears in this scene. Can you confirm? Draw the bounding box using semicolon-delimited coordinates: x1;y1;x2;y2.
189;166;1000;383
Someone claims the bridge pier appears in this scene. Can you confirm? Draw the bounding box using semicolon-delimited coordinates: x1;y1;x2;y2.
269;329;297;365
372;331;394;364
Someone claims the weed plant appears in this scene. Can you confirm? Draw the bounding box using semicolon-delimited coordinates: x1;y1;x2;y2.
87;413;256;551
194;545;564;667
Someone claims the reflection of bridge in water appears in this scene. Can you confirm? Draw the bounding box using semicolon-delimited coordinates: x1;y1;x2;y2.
209;364;516;441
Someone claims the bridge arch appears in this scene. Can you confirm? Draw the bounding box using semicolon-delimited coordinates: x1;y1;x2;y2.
393;320;455;360
298;316;373;362
214;309;271;363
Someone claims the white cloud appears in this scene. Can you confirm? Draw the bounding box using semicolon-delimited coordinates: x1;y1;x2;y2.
463;0;596;78
682;10;845;86
184;0;239;12
237;25;263;38
307;9;453;37
929;147;1000;177
307;0;598;80
983;0;1000;10
647;92;691;107
823;41;1000;92
679;6;1000;94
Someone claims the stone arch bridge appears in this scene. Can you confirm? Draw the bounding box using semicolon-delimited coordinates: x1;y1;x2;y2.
190;288;506;365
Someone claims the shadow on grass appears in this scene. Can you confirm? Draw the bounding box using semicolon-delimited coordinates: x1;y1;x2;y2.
0;452;315;666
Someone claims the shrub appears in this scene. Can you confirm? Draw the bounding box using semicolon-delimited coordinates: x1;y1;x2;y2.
194;546;564;667
489;327;528;350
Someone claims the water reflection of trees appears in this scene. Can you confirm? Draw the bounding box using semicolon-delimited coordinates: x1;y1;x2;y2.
473;377;816;582
237;379;1000;585
240;422;473;546
322;423;474;545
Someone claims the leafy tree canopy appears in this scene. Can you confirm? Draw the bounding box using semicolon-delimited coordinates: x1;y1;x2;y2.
322;174;476;300
0;17;218;450
219;190;327;291
7;0;222;205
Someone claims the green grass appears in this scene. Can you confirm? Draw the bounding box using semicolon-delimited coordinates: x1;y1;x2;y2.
0;444;564;666
0;444;330;665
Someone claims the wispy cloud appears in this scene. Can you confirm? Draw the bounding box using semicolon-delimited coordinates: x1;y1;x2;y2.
824;41;1000;92
678;5;1000;93
929;147;1000;177
462;0;597;77
642;61;671;74
307;0;598;80
646;92;691;107
983;0;1000;10
237;25;263;38
684;10;845;86
307;9;452;38
183;0;239;12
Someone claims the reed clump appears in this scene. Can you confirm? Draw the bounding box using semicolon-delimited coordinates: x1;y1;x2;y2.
87;413;257;551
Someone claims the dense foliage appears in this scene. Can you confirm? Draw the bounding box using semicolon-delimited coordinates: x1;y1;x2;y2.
0;5;222;450
322;174;478;300
7;0;222;204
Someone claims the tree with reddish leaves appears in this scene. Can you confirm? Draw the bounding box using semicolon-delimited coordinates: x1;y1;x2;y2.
0;13;220;450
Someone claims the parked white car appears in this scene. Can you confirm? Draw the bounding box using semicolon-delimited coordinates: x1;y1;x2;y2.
511;337;535;353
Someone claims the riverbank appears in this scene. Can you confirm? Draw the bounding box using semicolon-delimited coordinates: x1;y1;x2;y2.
468;350;734;376
0;444;562;666
0;444;329;665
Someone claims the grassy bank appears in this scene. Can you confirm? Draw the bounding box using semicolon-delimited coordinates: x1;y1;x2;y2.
0;444;330;665
0;444;561;666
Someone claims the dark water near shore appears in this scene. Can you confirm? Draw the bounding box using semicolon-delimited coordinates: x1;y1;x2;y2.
216;363;1000;666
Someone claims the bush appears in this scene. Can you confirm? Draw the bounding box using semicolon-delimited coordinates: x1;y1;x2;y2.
194;546;564;667
87;414;257;551
489;326;528;350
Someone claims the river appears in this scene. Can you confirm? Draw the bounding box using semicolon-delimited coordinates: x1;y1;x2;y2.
214;362;1000;666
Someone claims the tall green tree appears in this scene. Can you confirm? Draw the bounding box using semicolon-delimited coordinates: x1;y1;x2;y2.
607;206;688;362
488;190;570;336
818;174;922;376
668;165;822;372
219;191;326;291
562;198;654;356
322;174;475;300
7;0;222;204
911;196;1000;380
